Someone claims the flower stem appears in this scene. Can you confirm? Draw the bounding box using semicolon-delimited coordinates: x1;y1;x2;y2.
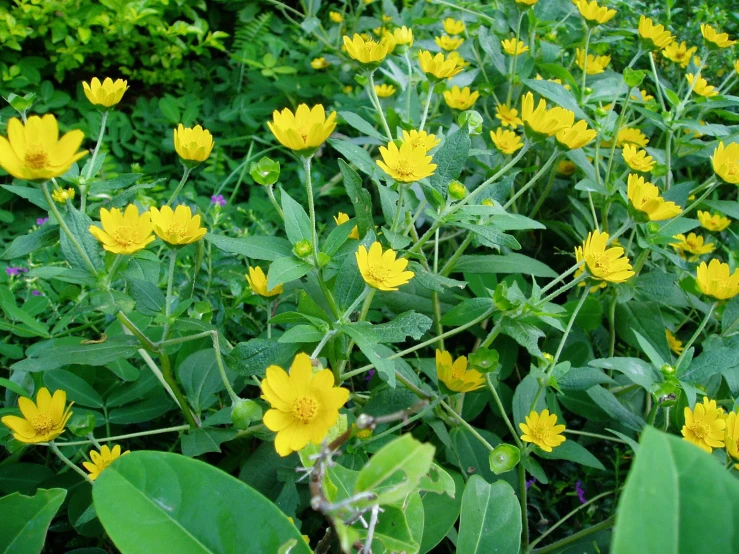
440;400;494;451
52;425;190;446
519;463;529;549
162;248;178;342
367;70;393;140
675;302;717;372
419;83;435;131
404;51;414;123
211;330;240;403
159;350;198;428
507;10;526;106
86;110;109;180
648;52;667;112
580;27;593;104
165;165;192;207
266;184;285;220
486;375;523;448
302;155;320;266
49;441;94;484
504;151;560;210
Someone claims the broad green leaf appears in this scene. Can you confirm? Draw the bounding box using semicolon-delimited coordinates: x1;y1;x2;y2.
177;348;231;413
679;346;739;384
587;385;645;432
93;451;311;554
333;246;366;310
339;110;387;141
524;78;590;122
339;160;374;236
277;324;325;343
356;504;419;553
429;128;471;192
0;488;66;554
420;469;464;554
454;222;521;250
127;278;165;317
339;324;397;386
615;302;671;362
44;369;104;408
1;225;58;260
62;205;104;272
330;139;382;179
180;427;238;457
227;338;299;378
0;463;53;495
1;185;48;210
457;475;521;554
589;357;661;391
266;256;312;290
204;233;293;261
0;301;49;338
537;440;605;470
418;463;455;496
323;219;355;257
107;395;173;424
281;189;312;245
501;318;544;358
453;254;557;278
558;367;614;391
347;311;433;344
440;298;494;326
11;336;140;372
512;373;547;427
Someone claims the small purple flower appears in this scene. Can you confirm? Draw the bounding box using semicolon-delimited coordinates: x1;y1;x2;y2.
36;217;49;226
365;369;376;382
211;194;227;207
32;290;42;296
6;267;27;276
575;481;587;504
526;478;536;490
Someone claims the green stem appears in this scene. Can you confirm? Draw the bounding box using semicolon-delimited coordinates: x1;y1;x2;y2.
266;184;285;220
404;51;414;123
564;429;627;444
162;248;178;342
507;10;526;106
603;94;631;189
367;70;393;140
116;312;157;351
104;254;124;288
648;52;667;112
83;110;109;213
532;517;616;553
52;425;190;447
159;350;198;428
486;375;523;448
210;331;239;403
529;497;616;552
441;400;494;451
528;160;559;219
580;27;593;104
519;463;529;549
49;441;94;484
302;156;320;266
419;84;435;131
166;165;193;207
504;151;560;210
675;302;717;372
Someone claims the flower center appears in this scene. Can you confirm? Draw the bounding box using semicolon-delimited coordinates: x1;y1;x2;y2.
31;413;54;435
393;159;415;179
166;224;188;239
590;253;611;275
293;396;319;424
367;264;392;284
113;226;137;247
691;421;711;440
25;146;49;170
529;424;550;442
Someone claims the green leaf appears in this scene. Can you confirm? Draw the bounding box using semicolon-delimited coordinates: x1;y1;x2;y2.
228;338;299;378
338;324;397;386
612;427;739;554
127;278;165;317
524;78;590;122
354;434;436;505
616;302;671;362
323;219;355;257
410;263;466;292
158;96;181;123
418;463;456;496
107;395;173;424
702;200;739;220
501;317;544;358
1;225;58;260
277;325;325;343
267;257;312;290
513;374;547;427
457;475;521;554
339;160;374;236
448;426;503;484
453;254;557;277
349;311;433;343
587;385;645;432
454;222;521;250
180;427;238;457
0;301;49;338
205;233;293;261
280;189;312;245
0;488;67;554
558;367;614;391
334;248;366;310
589;357;661;391
0;463;53;495
330;139;382;180
1;185;48;210
12;336;140;372
339;111;387;141
177;349;232;413
440;298;494;326
429;128;470;192
419;470;464;554
61;205;104;272
93;451;311;554
537;440;605;470
44;369;104;408
680;346;739;384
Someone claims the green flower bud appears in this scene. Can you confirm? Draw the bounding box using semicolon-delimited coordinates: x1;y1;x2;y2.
651;381;678;407
294;239;313;257
623;68;646;88
231;399;263;430
661;363;676;376
250;156;281;186
68;412;96;437
595;107;608;118
646;221;661;234
458;110;483;135
448;180;468;200
489;443;521;474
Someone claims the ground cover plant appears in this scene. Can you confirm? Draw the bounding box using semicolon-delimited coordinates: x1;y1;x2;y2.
2;0;739;552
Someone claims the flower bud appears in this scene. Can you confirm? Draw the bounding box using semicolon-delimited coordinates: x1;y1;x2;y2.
448;180;468;200
646;221;661;234
68;412;96;437
231;399;263;430
458;110;483;135
651;381;678;407
489;443;521;474
660;363;676;376
623;68;646;88
294;239;313;258
250;156;280;186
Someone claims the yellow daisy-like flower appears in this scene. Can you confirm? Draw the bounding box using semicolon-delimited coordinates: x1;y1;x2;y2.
630;89;654;103
149;205;207;246
83;445;129;481
725;412;739;465
575;0;616;25
615;127;649;147
401;129;440;151
627;174;681;221
662;41;697;68
521;92;575;138
697;210;731;232
375;84;397;98
443;86;479;110
666;330;683;355
580;230;635;283
393;26;414;47
447;51;469;69
329;11;343;23
380;30;397;54
622;144;655;172
686;74;718;98
519;409;566;452
735;61;739;75
555;120;597;150
442;18;465;35
311;57;329;70
574;245;607;292
501;38;529;56
575;49;611;75
51;187;75;204
557;160;577;176
490;128;524;155
246;265;283;297
701;24;736;49
1;387;73;444
0;115;86;181
435;35;464;51
638;16;675;50
173;124;214;164
333;212;360;239
82;77;128;108
516;0;539;6
343;34;391;66
268;104;337;154
356;242;414;291
418;50;464;80
261;353;350;457
696;259;739;300
376;140;437;182
671;233;715;261
436;349;484;393
88;205;155;255
712;142;739;185
495;104;523;128
682;397;726;453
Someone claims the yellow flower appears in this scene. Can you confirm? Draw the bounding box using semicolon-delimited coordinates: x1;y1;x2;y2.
622;144;655;172
343;34;391;66
682;397;726;453
686;74;718;98
443;86;479;110
149;205;207;246
555;120;597;150
575;49;611;74
380;30;397;54
638;16;675;50
495;104;523;128
418;50;463;80
557;160;577;176
735;60;739;75
344;85;354;94
521;92;575;137
671;233;715;261
382;14;392;23
246;265;283;297
401;129;440;150
574;244;607;291
535;74;571;91
375;84;397;97
268;104;337;154
82;77;128;108
725;411;739;464
435;35;464;51
501;38;529;56
615;127;649;147
696;259;739;300
51;187;75;204
711;142;739;185
173;124;214;164
701;24;736;49
311;57;330;70
447;51;469;69
662;41;697;68
333;212;360;239
627;174;681;221
580;230;635;283
88;205;155;254
0;115;86;181
436;350;484;393
393;26;414;46
519;409;566;452
376;140;436;182
516;0;539;5
442;18;465;35
329;11;343;23
575;0;616;25
356;242;414;291
1;387;73;444
490;128;524;155
697;210;731;232
83;445;129;481
630;89;654;103
666;330;683;355
261;353;350;457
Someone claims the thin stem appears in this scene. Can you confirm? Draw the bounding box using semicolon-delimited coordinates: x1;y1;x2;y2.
161;248;178;342
367;71;393;140
441;400;494;451
529;494;616;551
86;110;109;180
648;52;667;112
519;463;529;548
580;27;593;104
486;375;523;448
507;11;526;106
404;51;414;123
159;351;198;428
166;165;193;207
532;516;616;554
664;129;673;189
116;311;157;351
528;161;559;219
675;302;716;372
266;184;285;220
564;429;627;444
311;330;337;359
49;442;94;484
211;331;239;403
341;286;370;322
302;155;320;266
504;151;560;210
551;286;589;369
54;425;190;447
419;84;435;131
603;94;631;189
